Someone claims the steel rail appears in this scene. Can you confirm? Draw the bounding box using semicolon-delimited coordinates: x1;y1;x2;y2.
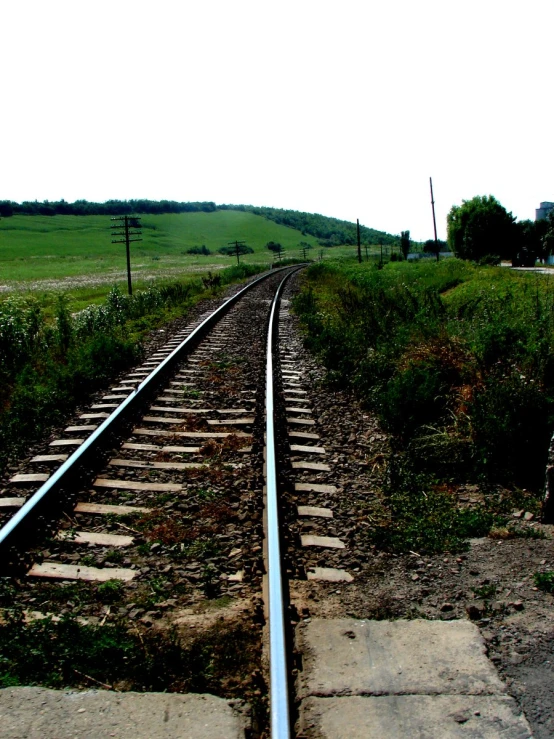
265;268;299;739
0;267;294;566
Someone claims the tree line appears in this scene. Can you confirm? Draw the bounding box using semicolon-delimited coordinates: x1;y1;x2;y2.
0;199;217;217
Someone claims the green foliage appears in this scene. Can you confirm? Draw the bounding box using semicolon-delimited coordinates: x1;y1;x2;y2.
424;239;447;253
369;466;493;553
0;612;261;697
293;259;554;492
534;571;554;594
97;579;124;602
218;244;254;256
186;245;211;255
222;204;396;247
447;195;518;262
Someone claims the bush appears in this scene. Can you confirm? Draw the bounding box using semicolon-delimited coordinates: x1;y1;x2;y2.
186;245;211;255
293;259;554;493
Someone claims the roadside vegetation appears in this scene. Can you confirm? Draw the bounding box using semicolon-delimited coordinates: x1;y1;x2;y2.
0;263;264;476
293;258;554;552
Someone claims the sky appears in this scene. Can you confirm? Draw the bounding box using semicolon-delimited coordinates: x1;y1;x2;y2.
1;0;552;241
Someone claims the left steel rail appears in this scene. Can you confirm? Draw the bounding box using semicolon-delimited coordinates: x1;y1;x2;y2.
0;268;290;568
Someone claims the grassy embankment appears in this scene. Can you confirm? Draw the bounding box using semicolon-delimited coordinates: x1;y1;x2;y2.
293;258;554;552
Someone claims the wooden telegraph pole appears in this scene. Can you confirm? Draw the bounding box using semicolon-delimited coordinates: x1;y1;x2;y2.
229;240;247;265
357;219;362;264
430;177;439;262
111;216;142;295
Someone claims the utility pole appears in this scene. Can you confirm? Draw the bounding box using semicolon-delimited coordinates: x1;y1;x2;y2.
364;242;369;261
357;219;362;264
301;243;312;261
229;240;247;265
430;177;439;262
379;240;383;268
111;216;142;295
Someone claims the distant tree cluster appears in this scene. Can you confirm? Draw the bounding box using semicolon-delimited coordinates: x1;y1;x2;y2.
423;238;447;253
186;245;211;255
447;195;551;266
0;199;217;217
218;244;254;256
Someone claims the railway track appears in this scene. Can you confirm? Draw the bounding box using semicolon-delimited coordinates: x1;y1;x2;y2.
0;267;539;738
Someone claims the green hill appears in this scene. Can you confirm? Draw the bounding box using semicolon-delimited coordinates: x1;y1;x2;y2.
0;210;317;283
0;203;398;287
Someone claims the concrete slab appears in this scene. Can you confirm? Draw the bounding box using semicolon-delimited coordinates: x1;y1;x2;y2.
301;535;345;549
0;687;247;739
297;506;333;518
298;695;532;738
295;483;337;494
296;619;531;738
296;619;505;697
307;568;353;583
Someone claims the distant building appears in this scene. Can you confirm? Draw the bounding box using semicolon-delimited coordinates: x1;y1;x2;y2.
536;202;554;220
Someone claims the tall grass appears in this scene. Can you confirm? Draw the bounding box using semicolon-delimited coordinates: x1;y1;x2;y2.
293;260;554;492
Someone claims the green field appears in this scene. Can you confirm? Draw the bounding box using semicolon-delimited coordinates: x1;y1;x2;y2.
0;210;322;287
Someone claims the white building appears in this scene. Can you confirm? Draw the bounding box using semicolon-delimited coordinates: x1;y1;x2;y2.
536;202;554;220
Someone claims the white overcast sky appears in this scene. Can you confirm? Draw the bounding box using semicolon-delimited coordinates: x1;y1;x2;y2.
1;0;552;240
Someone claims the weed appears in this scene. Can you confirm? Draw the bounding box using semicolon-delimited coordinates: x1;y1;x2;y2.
534;571;554;594
0;610;262;699
472;583;497;599
196;488;218;500
97;580;124;603
368;462;493;554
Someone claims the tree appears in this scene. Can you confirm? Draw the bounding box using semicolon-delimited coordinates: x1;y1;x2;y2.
447;195;518;262
513;220;545;266
423;237;446;262
266;241;285;261
0;201;13;217
400;230;411;259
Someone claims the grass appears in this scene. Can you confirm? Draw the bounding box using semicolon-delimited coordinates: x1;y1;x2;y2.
0;611;263;700
293;257;553;551
0;211;411;294
0;211;319;285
